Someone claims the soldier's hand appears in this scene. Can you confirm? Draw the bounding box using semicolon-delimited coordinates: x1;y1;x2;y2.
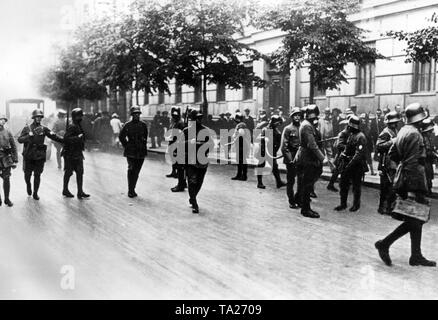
29;131;34;136
78;134;84;138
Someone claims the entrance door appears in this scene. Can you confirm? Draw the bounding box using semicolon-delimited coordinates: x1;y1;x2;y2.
268;73;290;114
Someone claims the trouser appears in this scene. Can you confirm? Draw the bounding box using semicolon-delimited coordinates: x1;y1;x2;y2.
186;166;207;202
0;167;11;201
176;163;186;188
379;172;395;211
54;142;63;168
24;159;45;196
235;164;248;179
425;161;434;193
299;165;322;212
127;157;144;192
286;163;297;205
150;135;161;147
272;158;282;185
63;157;85;194
328;167;339;186
339;167;363;207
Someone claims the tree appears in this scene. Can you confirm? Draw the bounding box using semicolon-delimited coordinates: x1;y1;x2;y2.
256;0;385;103
387;13;438;63
168;0;266;116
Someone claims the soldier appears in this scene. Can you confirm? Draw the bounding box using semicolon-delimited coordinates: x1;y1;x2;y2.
231;113;251;181
150;110;163;149
334;115;368;212
243;108;255;141
18;109;63;200
359;113;376;175
52;109;67;169
168;107;187;192
376;111;400;215
281;108;301;208
294;105;326;218
0;115;18;207
61;108;90;199
375;103;436;267
178;108;214;214
119;106;148;198
421;118;437;196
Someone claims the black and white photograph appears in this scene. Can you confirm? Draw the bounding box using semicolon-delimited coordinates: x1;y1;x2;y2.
0;0;438;303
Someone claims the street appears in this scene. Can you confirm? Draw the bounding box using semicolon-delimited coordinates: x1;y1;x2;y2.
0;150;437;299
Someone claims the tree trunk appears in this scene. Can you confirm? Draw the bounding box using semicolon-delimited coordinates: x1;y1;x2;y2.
136;90;139;106
202;75;208;119
309;68;315;105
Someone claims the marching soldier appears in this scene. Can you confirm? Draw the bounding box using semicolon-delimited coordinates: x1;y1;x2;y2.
52;109;67;169
231;113;251;181
376;111;401;215
421;118;437;196
281;108;301;208
62;108;90;199
168;107;187;192
178;108;214;214
294;105;326;218
18;109;63;200
0;115;18;207
119;106;148;198
375;103;435;267
334;115;368;212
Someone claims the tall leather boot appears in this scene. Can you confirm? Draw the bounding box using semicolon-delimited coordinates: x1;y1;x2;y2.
63;174;74;197
257;175;265;189
241;164;248;181
3;178;12;207
273;168;286;188
350;183;361;212
334;187;348;211
33;174;41;200
25;173;32;196
232;165;242;180
77;174;90;199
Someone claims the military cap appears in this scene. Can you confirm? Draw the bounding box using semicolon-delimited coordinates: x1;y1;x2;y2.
32;109;44;119
405;103;427;125
130;106;142;115
348;115;360;130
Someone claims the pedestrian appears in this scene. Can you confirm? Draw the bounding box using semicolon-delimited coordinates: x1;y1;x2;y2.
178;108;214;214
294;105;326;218
62;108;90;199
18;109;63;200
376;111;400;215
118;106;148;198
334;115;368;212
110;113;123;147
281;107;301;208
254;111;269;188
0;114;18;207
93;111;113;151
421;118;437;196
150;110;163;149
161;110;170;140
375;103;436;267
52;109;67;169
319;107;334;160
231;113;251;181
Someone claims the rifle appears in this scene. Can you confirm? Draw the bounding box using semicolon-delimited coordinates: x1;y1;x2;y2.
319;136;338;143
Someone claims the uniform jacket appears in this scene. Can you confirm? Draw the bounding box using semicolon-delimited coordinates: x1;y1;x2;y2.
168;119;185;146
18;122;63;160
180;123;215;168
344;131;368;172
62;122;86;160
376;127;397;171
232;122;251;162
0;127;18;165
389;124;427;193
119;119;148;159
295;119;325;168
281;122;300;164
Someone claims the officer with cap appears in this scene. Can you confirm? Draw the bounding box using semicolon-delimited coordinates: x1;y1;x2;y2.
334;115;367;212
376;103;436;267
0;114;18;207
177;108;214;213
421;118;437;196
281;107;301;208
18;109;63;200
52;109;67;169
119;106;148;198
376;111;401;214
168;106;188;192
294;105;326;218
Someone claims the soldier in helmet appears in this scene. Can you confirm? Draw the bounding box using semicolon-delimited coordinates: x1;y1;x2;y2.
294;105;326;218
0;114;18;207
231;112;251;181
119;106;149;198
18;109;63;200
177;108;214;213
421;118;437;196
281;107;301;208
52;109;67;169
167;107;187;192
61;108;90;199
334;115;368;212
376;111;401;215
375;103;436;267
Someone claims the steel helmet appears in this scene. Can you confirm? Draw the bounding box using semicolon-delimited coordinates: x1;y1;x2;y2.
71;108;84;118
234;112;244;122
130;106;142;115
305;104;320;120
57;109;67;117
384;111;401;124
269;114;283;125
0;114;8;122
405;103;427;124
348;115;361;130
289;107;301;118
187;108;203;121
171;107;181;117
32;109;44;119
421;118;435;133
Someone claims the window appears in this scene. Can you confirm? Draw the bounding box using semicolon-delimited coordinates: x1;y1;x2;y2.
194;80;202;103
143;91;149;105
175;82;182;104
158;90;165;104
216;82;226;101
413;59;436;92
357;62;375;95
242;62;254;100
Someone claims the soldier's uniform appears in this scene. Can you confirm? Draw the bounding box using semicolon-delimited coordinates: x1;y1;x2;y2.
231;113;251;181
0;115;18;207
327;126;351;191
119;106;148;198
18;109;63;200
52;110;67;169
376;111;400;214
281;108;301;208
335;116;368;212
167;107;187;192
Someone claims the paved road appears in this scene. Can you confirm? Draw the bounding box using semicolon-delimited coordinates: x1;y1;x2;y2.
0;151;437;299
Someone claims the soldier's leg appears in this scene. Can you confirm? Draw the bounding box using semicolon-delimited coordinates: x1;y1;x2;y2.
55;144;62;169
127;157;135;196
327;167;339;191
256;161;266;189
335;171;350;210
24;159;32;196
350;170;363;211
194;167;207;197
3;168;12;207
286;163;296;206
241;164;248;181
76;159;89;198
132;158;144;192
63;158;74;197
32;160;45;200
272;159;285;188
232;164;243;180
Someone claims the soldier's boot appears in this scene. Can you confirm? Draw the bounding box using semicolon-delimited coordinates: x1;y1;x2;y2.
241;164;248;181
232;165;243;180
350;185;361;212
62;174;74;198
25;173;32;196
409;225;436;267
191;198;199;214
166;164;178;178
33;174;41;200
3;178;12;207
273;170;286;188
77;174;90;199
257;175;265;189
334;189;348;211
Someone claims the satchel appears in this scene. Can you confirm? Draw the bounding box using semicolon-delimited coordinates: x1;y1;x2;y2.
1;154;14;168
392;197;430;223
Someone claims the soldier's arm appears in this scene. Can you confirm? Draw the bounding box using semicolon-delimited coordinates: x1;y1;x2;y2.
8;131;18;162
17;126;31;144
376;131;393;153
304;125;325;162
44;127;64;143
118;125;128;148
63;126;82;144
280;127;293;163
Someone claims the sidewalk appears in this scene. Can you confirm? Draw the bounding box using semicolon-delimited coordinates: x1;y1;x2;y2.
147;141;438;197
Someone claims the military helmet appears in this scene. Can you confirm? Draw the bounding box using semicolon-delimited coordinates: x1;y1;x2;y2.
187;108;203;121
0;114;8;122
405;103;427;125
269;114;283;125
348;115;361;130
32;109;44;119
171;106;181;117
421;118;435;133
71;108;84;118
305;104;320;120
384;111;401;124
130;106;142;115
289;107;301;118
345;108;353;115
234;112;244;122
57;109;67;117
